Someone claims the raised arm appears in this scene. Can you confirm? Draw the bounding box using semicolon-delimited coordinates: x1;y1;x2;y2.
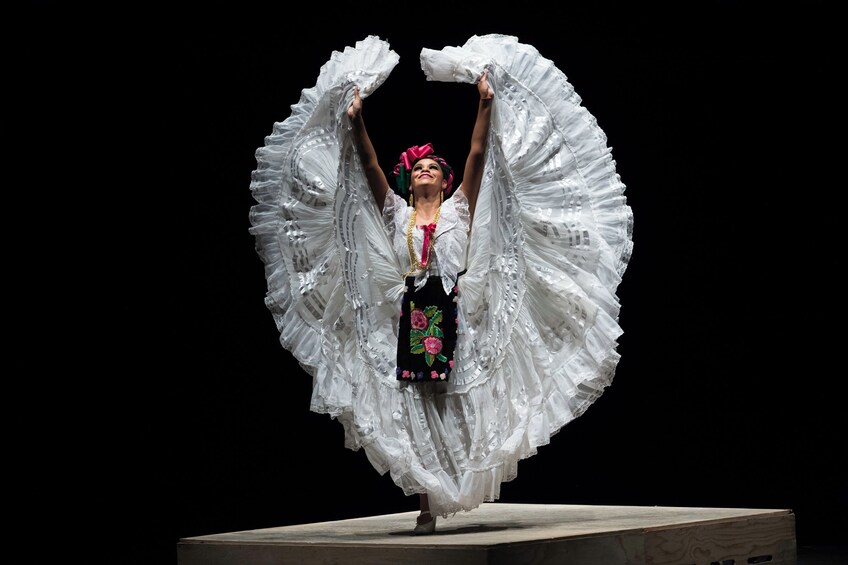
347;86;390;210
459;69;494;223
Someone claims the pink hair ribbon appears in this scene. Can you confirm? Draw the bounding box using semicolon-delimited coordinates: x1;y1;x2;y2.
393;143;435;175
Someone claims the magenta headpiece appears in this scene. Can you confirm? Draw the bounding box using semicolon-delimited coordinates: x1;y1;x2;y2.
391;143;454;196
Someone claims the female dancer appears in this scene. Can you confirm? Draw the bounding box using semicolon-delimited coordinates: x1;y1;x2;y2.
249;35;633;535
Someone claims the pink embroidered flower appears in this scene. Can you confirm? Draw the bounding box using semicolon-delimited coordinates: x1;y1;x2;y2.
448;359;454;369
402;370;410;379
423;336;442;354
410;308;428;330
431;371;439;379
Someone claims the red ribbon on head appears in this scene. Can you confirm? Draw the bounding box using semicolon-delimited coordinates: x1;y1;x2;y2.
392;142;454;195
395;143;434;173
420;223;437;265
400;143;434;170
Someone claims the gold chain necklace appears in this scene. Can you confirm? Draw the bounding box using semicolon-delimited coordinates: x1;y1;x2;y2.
402;207;441;280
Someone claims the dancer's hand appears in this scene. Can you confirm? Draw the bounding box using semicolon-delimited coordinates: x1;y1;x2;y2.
477;69;493;100
347;85;362;120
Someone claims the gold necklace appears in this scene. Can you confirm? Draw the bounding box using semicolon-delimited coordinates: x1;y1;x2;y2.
402;206;441;280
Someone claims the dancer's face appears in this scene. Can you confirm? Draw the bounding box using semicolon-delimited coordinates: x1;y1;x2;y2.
411;158;447;194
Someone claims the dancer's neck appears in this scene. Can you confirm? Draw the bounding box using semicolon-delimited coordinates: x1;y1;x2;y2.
414;198;441;225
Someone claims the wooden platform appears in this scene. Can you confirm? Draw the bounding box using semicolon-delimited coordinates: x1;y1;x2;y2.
177;503;796;565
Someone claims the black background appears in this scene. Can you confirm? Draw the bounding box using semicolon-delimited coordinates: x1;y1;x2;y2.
18;2;844;564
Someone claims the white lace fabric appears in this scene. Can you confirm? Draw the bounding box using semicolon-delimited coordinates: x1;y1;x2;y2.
383;189;470;294
249;34;633;517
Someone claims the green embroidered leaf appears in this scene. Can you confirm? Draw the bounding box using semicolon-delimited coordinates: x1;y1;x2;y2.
411;344;426;354
433;326;444;338
431;311;443;325
437;353;447;363
424;305;439;318
425;352;434;366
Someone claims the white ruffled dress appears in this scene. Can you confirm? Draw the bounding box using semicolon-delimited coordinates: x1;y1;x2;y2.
249;34;633;518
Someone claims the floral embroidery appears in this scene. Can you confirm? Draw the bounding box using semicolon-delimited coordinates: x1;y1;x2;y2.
410;308;428;330
409;301;447;367
396;279;460;383
423;336;442;354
